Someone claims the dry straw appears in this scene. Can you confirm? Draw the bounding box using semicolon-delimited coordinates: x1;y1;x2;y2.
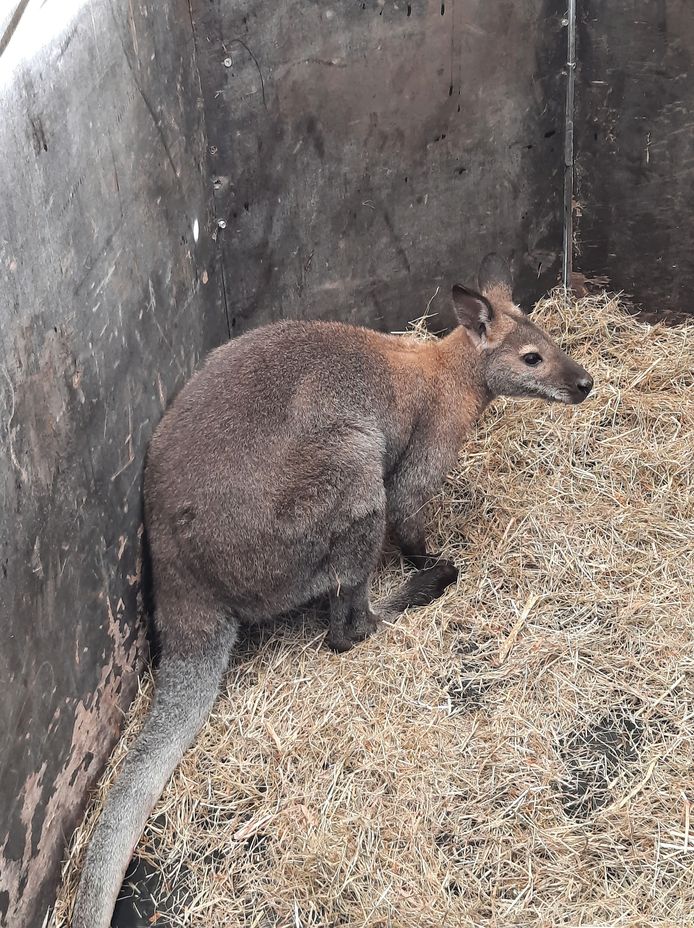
55;292;693;927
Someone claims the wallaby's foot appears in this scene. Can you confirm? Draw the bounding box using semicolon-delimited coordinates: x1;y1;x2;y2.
382;560;459;613
347;608;381;642
403;549;456;573
326;607;380;651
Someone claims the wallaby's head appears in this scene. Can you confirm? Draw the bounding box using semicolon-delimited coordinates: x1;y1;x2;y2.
451;254;593;404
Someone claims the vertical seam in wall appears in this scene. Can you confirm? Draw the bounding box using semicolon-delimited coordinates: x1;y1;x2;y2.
218;245;232;338
187;0;232;339
562;0;577;289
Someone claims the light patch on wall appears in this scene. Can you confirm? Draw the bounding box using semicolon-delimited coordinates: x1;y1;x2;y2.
193;218;199;243
0;0;84;91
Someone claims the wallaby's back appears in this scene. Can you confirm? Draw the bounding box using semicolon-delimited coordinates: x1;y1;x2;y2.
144;319;437;636
147;319;426;484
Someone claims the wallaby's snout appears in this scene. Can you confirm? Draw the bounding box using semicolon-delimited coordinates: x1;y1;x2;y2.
545;352;593;405
506;329;594;406
569;364;594;404
452;253;594;406
486;328;595;405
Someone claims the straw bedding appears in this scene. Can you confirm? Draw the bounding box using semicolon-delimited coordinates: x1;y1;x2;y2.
55;292;693;927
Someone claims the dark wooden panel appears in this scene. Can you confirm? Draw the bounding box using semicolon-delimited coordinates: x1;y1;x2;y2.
574;0;694;313
0;2;227;925
191;0;567;333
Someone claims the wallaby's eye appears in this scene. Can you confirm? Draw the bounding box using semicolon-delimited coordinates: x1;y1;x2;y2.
522;352;543;366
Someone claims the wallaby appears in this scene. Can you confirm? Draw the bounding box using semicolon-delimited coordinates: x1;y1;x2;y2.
72;254;592;927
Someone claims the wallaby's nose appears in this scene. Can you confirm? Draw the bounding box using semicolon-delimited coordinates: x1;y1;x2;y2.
576;375;593;398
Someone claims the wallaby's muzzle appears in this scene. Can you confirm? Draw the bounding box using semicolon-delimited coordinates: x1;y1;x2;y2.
566;362;594;404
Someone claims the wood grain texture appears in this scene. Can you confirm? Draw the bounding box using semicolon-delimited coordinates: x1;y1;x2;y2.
574;0;694;313
191;0;566;332
0;2;227;925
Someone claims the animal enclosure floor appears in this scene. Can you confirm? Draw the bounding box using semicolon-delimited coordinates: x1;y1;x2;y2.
55;293;694;928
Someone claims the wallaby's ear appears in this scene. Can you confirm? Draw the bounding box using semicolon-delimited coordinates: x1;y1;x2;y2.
451;284;493;345
477;252;514;300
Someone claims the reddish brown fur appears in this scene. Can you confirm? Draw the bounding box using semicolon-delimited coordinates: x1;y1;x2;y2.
72;256;593;928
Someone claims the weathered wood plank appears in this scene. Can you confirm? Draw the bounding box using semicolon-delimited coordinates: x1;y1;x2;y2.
0;2;226;925
192;0;566;332
574;0;694;313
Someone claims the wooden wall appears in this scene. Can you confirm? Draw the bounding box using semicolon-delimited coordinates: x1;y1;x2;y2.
191;0;567;332
1;1;570;923
0;3;227;925
574;0;694;313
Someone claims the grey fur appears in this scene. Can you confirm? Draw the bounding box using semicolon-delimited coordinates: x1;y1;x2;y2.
72;623;236;928
72;256;592;928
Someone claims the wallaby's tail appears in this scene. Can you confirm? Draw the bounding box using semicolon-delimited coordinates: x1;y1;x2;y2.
71;621;237;928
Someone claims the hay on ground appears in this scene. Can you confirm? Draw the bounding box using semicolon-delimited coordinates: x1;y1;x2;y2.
55;292;694;928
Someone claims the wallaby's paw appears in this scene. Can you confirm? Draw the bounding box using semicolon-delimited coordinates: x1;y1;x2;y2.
325;631;356;653
348;610;381;642
404;551;457;574
380;560;459;614
433;559;459;588
406;561;459;607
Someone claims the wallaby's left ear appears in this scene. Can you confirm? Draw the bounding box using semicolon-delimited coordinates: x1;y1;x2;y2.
451;284;493;346
478;252;513;299
478;252;527;317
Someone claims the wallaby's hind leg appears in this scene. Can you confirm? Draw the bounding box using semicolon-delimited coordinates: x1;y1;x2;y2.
326;584;380;652
324;505;386;653
323;467;459;651
71;604;237;928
